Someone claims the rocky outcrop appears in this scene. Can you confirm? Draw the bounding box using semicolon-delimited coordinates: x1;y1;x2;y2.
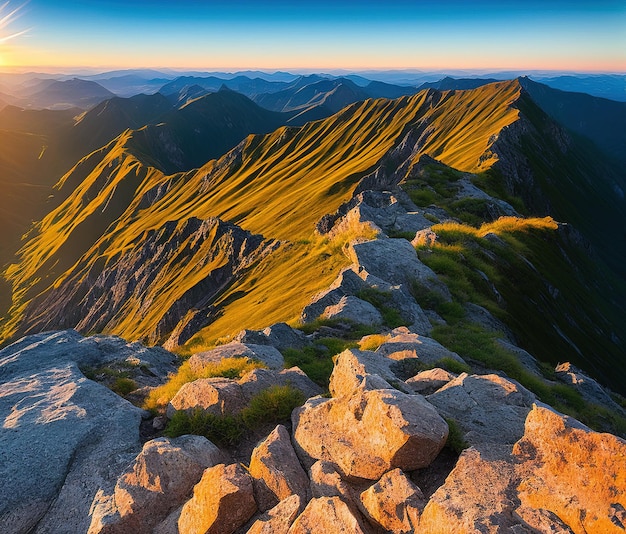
235;323;310;351
287;497;371;534
376;327;466;366
359;468;425;534
292;382;448;480
405;367;456;395
188;342;285;371
249;425;310;511
320;295;383;326
555;361;624;413
89;436;225;534
178;463;257;534
247;495;302;534
168;367;321;419
0;330;176;534
421;404;626;533
427;373;536;446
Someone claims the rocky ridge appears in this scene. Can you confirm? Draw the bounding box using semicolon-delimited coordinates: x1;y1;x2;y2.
2;181;625;533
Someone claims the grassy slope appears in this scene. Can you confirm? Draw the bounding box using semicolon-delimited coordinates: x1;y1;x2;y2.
1;81;524;348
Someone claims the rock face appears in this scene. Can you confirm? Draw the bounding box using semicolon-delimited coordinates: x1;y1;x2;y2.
292;383;448;480
359;468;425;533
247;495;302;534
89;436;225;534
321;295;383;326
427;372;536;446
405;367;456;395
375;327;466;366
167;377;247;418
287;496;371;534
249;425;310;511
0;330;175;534
421;404;626;533
188;342;285;371
178;463;257;534
18;217;277;348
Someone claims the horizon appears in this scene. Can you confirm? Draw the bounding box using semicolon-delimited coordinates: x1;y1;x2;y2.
0;1;624;73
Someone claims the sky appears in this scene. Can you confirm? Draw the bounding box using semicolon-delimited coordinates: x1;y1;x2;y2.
0;0;624;72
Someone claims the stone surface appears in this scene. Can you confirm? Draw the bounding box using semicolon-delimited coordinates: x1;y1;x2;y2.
405;367;456;395
188;342;284;372
239;367;322;402
292;384;448;480
359;468;425;533
0;330;172;534
89;435;225;534
287;497;371;534
249;425;310;511
263;323;311;351
427;373;536;446
329;348;402;398
178;463;257;534
375;328;466;366
166;377;246;418
247;495;302;534
321;295;383;326
555;361;624;413
309;461;355;506
514;405;626;533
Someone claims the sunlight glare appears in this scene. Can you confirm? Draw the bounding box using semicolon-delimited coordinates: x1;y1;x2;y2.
0;2;28;44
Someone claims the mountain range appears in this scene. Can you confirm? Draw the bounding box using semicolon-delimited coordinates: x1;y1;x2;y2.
1;68;626;533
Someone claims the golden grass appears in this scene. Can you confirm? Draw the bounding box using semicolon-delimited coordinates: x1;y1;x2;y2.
144;356;266;410
358;333;391;351
2;80;530;348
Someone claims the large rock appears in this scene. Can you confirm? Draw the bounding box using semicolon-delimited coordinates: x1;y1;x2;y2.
0;330;174;534
555;361;624;413
375;327;466;366
359;468;425;533
88;435;225;534
287;496;371;534
348;238;446;290
309;461;355;505
249;425;310;511
421;404;626;533
235;323;310;351
405;367;456;395
239;367;322;401
177;463;257;534
247;495;302;534
427;373;536;446
514;405;626;533
166;377;247;418
329;348;403;397
188;342;284;372
292;383;448;480
321;295;383;326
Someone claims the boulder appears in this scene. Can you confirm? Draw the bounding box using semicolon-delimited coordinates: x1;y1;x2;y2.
419;445;523;533
348;238;447;292
321;295;383;326
359;468;425;534
309;461;356;506
88;435;225;534
166;377;246;418
239;367;322;401
177;463;257;534
329;348;404;397
513;405;626;533
427;373;536;446
247;495;302;534
292;383;448;480
188;342;284;372
287;496;371;534
405;367;457;395
376;327;466;366
0;330;169;534
263;323;311;351
249;425;310;511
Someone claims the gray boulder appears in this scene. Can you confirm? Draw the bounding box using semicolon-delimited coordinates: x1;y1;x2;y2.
321;295;383;326
188;342;284;372
0;330;172;534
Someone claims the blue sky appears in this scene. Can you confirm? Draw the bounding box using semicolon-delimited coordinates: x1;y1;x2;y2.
1;0;624;71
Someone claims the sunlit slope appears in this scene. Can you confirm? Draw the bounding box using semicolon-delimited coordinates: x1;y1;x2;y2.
1;81;527;346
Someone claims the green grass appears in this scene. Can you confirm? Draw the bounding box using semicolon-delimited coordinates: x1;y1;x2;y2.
356;287;408;329
144;357;266;410
283;337;357;387
444;417;469;454
164;384;306;446
111;377;138;396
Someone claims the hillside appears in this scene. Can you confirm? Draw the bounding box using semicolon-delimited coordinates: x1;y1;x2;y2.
1;78;626;533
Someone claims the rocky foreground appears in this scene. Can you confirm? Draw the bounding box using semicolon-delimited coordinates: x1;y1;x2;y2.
1;188;625;533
